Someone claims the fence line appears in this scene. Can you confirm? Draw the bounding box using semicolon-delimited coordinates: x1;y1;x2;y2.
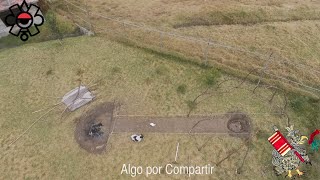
69;11;91;26
61;0;320;96
63;0;87;12
264;72;320;93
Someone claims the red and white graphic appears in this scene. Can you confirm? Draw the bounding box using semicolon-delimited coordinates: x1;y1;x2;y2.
268;130;305;162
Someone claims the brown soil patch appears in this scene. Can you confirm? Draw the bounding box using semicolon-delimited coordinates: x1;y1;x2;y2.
74;102;115;154
226;112;251;139
113;115;229;134
113;112;251;137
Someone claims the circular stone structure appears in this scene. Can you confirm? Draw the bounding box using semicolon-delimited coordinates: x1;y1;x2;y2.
227;112;251;139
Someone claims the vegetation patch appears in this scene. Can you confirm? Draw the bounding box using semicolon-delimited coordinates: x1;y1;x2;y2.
202;69;221;87
289;94;320;129
176;84;187;94
174;7;320;28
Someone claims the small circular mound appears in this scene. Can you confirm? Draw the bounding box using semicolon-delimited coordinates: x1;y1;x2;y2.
227;112;251;138
74;102;115;154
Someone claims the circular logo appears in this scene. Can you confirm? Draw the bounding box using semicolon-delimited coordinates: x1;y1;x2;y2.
16;12;33;29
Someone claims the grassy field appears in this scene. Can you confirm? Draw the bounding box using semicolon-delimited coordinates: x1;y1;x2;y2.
0;36;319;179
59;0;320;98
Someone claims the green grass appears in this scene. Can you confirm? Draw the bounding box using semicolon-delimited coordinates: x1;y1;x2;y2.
202;69;221;87
289;94;320;129
0;36;319;179
176;84;187;94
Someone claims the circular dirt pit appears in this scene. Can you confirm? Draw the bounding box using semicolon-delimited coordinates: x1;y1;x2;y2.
227;112;251;139
74;102;115;154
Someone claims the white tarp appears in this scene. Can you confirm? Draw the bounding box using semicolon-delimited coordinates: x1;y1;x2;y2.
62;85;94;111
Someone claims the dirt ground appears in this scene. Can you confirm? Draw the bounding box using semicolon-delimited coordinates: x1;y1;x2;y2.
74;102;115;154
114;113;251;137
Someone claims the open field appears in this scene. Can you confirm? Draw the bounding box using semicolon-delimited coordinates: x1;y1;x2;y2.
0;0;319;179
0;36;319;179
57;0;320;98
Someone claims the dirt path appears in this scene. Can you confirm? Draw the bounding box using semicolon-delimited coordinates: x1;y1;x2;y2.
113;115;231;134
75;102;251;153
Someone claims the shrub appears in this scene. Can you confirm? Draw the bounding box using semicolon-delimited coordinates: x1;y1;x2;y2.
76;68;85;76
202;69;221;87
177;84;187;94
187;100;197;110
46;69;53;76
111;66;121;74
155;65;169;76
45;10;62;39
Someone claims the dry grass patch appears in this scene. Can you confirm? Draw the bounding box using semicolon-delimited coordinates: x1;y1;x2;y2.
57;0;320;97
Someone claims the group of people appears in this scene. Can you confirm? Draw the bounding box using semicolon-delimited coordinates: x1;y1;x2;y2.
131;134;144;142
130;123;156;142
88;123;103;137
89;123;144;142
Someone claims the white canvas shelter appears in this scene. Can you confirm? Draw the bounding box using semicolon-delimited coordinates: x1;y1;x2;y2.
62;86;94;111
